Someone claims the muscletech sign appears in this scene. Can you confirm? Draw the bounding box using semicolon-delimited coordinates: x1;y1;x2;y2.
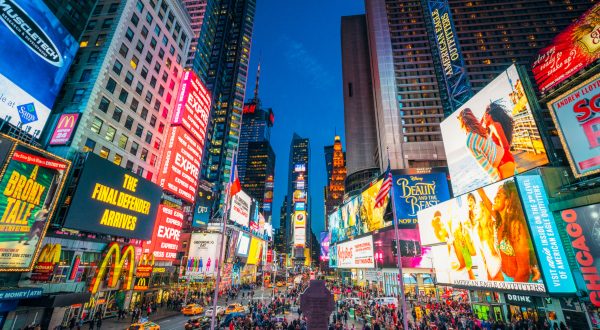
63;153;162;240
0;0;64;66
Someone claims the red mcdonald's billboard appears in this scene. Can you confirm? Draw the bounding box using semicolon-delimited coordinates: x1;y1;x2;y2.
49;113;79;145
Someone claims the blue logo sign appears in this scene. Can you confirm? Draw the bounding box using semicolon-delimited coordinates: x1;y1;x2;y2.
516;174;577;294
0;287;43;300
16;103;38;124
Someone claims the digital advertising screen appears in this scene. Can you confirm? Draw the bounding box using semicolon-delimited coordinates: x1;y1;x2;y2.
532;2;600;93
320;231;330;260
63;153;162;240
0;0;78;137
230;191;251;227
192;180;214;227
392;169;451;228
157;126;202;203
329;244;337;268
235;232;251;257
48;113;79;146
187;233;221;277
247;237;263;265
142;205;183;261
559;204;600;306
293;211;306;247
171;70;211;142
0;137;69;271
361;178;391;232
515;174;576;294
547;73;600;177
372;227;431;269
441;64;548;196
336;235;374;269
417;178;546;293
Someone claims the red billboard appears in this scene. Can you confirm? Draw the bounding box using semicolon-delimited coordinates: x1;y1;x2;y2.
143;205;183;261
157;126;202;203
532;3;600;93
49;113;79;145
171;70;211;143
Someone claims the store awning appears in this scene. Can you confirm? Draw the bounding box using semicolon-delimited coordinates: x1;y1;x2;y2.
19;292;91;307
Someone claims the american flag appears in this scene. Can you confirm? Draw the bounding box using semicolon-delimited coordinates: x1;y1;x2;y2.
374;168;392;208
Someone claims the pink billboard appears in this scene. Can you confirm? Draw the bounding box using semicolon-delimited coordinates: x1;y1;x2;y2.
372;227;432;269
49;113;79;145
172;70;211;144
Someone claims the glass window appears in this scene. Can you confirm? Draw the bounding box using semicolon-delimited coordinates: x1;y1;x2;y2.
141;148;148;161
154;25;161;36
161;71;168;82
146;12;153;24
125;71;134;85
165;58;171;69
150;37;157;49
88;51;99;63
158;122;165;133
84;138;96;152
72;88;85;102
169;45;175;55
158;48;165;59
126;160;134;170
136;166;144;176
130;141;139;155
99;96;110;113
145;91;152;103
112;107;123;122
154;62;161;73
131;14;139;26
112;60;123;75
125;28;134;41
168;79;175;90
150;77;157;88
93;5;103;15
141;26;149;39
145;51;153;63
102;18;113;28
158;86;164;96
150;115;157;127
141;66;149;79
113;153;123;166
125;116;134;130
153;138;161;150
106;78;116;93
119;43;129;57
80;69;92;82
95;34;106;47
86;20;97;30
136;40;144;53
130;55;139;69
99;146;110;159
136;82;143;95
108;3;119;13
105;126;116;142
79;35;89;48
90;116;103;134
150;154;157;166
130;98;139;112
118;89;128;103
135;124;144;137
153;99;160;111
118;134;128;149
141;107;148;120
162;36;168;46
144;131;152;143
136;0;144;13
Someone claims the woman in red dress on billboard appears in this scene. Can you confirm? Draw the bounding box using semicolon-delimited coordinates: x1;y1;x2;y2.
482;101;517;179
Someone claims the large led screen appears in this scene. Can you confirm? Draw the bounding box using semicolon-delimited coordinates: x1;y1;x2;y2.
187;232;221;277
0;0;78;137
532;2;600;93
392;169;451;228
441;65;548;196
142;205;183;261
336;235;374;269
63;153;162;240
417;178;545;293
372;227;432;269
547;73;600;178
0;137;69;271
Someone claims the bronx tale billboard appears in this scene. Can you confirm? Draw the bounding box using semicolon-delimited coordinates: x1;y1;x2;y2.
0;135;69;271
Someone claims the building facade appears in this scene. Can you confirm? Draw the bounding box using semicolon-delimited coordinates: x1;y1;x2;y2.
285;133;310;258
182;0;208;68
324;136;346;229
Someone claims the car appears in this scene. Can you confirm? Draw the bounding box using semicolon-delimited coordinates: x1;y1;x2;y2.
181;304;204;315
184;317;210;330
219;312;246;327
225;303;245;314
340;298;362;307
204;305;225;316
128;321;160;330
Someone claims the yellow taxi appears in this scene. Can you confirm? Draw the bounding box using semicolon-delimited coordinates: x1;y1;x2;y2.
225;303;245;314
128;321;160;330
276;281;284;287
181;304;204;315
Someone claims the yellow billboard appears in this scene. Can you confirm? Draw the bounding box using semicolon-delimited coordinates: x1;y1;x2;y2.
247;237;263;265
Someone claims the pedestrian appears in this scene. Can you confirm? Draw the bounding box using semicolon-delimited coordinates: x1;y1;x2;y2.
68;316;76;330
95;318;102;330
88;320;94;330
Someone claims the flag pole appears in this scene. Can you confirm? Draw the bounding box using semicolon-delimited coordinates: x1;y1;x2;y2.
387;148;409;330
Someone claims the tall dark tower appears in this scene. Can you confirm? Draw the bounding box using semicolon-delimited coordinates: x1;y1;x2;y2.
286;133;309;259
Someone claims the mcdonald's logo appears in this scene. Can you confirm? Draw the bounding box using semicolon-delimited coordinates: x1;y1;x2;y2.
31;244;61;281
49;113;79;145
134;276;149;291
135;253;154;278
89;242;135;294
37;244;61;263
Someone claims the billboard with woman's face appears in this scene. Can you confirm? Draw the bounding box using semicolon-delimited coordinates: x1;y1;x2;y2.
417;178;545;293
441;65;548;196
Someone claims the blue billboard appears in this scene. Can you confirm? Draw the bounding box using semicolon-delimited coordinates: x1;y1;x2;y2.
0;0;78;137
516;174;577;294
392;169;451;228
427;0;472;112
192;180;214;227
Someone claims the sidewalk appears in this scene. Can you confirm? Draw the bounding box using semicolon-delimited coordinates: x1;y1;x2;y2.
102;309;180;328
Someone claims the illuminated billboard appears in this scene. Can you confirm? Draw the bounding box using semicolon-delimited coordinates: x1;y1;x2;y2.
192;180;213;227
547;73;600;177
441;65;548;196
48;113;79;145
235;232;251;257
0;0;78;137
337;235;374;269
63;153;162;240
559;204;600;306
392;169;451;228
247;237;263;265
418;178;548;293
157;126;202;203
172;70;211;143
320;231;330;260
187;232;221;277
294;211;306;247
142;205;183;261
372;227;431;269
532;3;600;93
0;137;69;271
230;191;251;227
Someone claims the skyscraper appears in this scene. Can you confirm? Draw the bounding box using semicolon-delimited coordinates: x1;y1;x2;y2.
448;0;592;92
193;0;257;204
46;0;193;181
243;141;275;216
364;0;447;170
182;0;208;68
43;0;98;40
286;133;309;257
324;136;346;229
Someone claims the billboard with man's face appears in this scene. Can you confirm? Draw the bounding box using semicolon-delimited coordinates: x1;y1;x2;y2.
441;65;548;196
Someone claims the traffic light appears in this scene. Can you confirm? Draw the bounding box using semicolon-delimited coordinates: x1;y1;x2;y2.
391;240;398;256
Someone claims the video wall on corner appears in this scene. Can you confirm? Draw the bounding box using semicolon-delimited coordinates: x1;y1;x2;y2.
441;64;548;196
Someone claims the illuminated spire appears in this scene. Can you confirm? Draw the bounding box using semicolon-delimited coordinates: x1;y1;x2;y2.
254;60;261;101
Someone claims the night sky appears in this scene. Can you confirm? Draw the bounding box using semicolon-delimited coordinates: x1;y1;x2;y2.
246;0;365;234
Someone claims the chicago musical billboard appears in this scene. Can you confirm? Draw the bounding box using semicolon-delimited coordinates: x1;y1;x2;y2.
0;0;78;137
547;73;600;177
63;153;162;240
441;65;548;196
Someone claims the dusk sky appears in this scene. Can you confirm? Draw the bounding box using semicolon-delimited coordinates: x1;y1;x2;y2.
246;0;365;233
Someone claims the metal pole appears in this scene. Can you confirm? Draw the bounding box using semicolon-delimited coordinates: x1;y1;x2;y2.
390;172;409;330
210;187;232;330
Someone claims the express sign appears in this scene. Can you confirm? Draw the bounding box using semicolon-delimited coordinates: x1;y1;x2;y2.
171;70;211;142
157;126;202;203
143;205;183;261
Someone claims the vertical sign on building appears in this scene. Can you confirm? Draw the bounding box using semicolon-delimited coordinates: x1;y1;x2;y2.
427;0;472;112
48;113;79;145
